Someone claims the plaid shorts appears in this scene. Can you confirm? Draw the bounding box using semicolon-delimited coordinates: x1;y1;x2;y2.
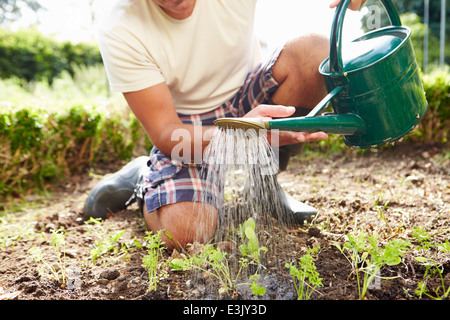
143;49;282;213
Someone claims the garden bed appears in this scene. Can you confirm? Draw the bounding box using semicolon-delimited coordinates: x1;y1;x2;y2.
0;142;448;302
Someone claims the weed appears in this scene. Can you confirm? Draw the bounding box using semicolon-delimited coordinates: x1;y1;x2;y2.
334;230;410;300
285;247;323;300
28;228;67;284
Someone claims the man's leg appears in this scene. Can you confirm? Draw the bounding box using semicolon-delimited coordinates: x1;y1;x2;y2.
271;33;329;109
270;34;329;222
272;33;329;171
143;202;218;251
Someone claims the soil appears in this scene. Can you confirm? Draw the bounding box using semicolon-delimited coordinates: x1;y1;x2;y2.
1;142;449;302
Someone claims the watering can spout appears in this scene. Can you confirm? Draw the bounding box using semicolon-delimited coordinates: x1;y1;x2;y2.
213;113;366;136
266;113;366;135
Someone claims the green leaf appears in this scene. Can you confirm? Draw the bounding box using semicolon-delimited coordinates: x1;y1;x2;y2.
250;280;266;296
414;256;430;263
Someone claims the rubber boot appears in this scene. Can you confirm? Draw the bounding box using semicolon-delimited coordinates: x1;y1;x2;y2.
83;156;149;219
273;106;317;223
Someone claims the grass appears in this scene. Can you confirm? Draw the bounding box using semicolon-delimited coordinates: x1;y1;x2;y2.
0;65;124;113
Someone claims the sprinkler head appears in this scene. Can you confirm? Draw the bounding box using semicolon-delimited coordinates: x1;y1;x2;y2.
213;118;268;130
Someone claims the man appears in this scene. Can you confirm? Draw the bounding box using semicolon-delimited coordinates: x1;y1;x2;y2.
84;0;366;250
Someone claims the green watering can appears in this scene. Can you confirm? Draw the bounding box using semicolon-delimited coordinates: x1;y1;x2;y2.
214;0;427;148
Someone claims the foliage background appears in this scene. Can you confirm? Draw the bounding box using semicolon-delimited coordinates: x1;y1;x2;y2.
0;27;102;85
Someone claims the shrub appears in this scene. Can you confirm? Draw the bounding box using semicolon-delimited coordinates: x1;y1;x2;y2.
0;27;102;86
415;69;450;144
0;104;151;197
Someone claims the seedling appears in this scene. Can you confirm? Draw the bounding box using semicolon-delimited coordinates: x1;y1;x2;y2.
170;218;267;297
171;244;240;295
85;218;127;262
237;217;267;295
414;239;450;300
141;231;168;292
411;226;433;251
89;229;125;262
334;230;410;300
238;217;268;272
285;247;323;300
373;192;392;232
28;228;67;285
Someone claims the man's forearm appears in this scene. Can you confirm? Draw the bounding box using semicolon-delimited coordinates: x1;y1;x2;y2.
156;123;216;163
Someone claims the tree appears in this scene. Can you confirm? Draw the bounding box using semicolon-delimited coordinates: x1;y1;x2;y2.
0;0;44;24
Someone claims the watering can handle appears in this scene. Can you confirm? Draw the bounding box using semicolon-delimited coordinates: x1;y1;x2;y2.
329;0;403;73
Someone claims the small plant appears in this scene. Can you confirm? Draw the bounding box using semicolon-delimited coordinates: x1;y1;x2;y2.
411;226;433;251
285;247;323;300
334;230;410;300
141;231;168;292
170;218;267;297
238;217;268;270
171;244;238;295
414;239;450;300
28;228;67;285
85;217;127;262
90;229;125;262
238;217;267;295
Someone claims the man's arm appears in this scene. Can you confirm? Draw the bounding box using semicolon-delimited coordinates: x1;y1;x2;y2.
124;83;328;162
124;83;217;162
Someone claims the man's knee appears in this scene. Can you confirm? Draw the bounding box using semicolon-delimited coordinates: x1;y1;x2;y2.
271;34;329;108
143;201;218;251
274;33;328;82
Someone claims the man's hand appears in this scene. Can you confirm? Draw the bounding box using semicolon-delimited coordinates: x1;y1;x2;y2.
329;0;367;11
244;104;328;146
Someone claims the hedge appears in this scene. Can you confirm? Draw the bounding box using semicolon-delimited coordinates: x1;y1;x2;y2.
417;70;450;144
0;27;102;86
0;104;151;197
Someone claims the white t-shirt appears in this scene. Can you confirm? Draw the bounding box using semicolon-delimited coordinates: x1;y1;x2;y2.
98;0;261;115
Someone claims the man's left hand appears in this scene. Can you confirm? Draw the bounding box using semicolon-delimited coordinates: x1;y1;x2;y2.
329;0;367;11
244;104;328;146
